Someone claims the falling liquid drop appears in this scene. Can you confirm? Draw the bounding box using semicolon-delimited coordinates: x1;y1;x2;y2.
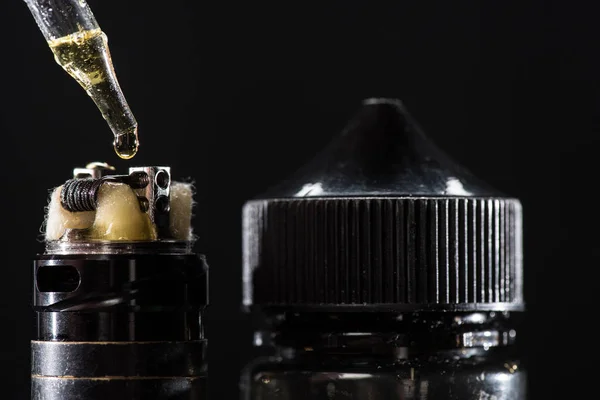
113;129;139;159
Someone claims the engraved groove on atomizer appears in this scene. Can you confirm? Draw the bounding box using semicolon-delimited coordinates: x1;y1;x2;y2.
309;200;315;303
504;201;508;302
258;202;273;304
267;203;276;304
305;201;311;303
448;199;456;303
296;202;304;303
516;200;524;303
245;198;522;306
305;201;311;304
451;199;459;303
440;199;449;303
430;200;440;304
470;200;477;303
305;202;312;303
370;200;378;304
396;200;404;303
324;201;331;303
435;200;442;303
333;200;341;303
372;200;382;304
282;203;290;302
493;200;499;303
490;200;496;303
341;200;349;304
461;199;469;303
276;203;285;303
486;199;491;303
317;200;326;303
482;199;488;303
428;199;434;304
325;200;333;303
359;200;373;303
319;200;324;303
494;200;500;302
504;202;509;303
365;200;371;303
331;200;340;304
500;200;506;303
323;201;328;302
244;202;259;304
494;200;502;302
509;201;516;302
384;199;394;303
494;199;501;303
293;202;300;303
408;201;417;303
309;201;315;304
371;201;385;303
302;201;309;303
491;199;496;303
480;200;485;303
477;200;485;303
417;200;428;303
514;202;519;300
360;200;366;303
511;201;518;302
361;199;367;304
501;201;506;303
403;201;410;303
488;200;496;303
275;204;284;303
508;201;513;302
356;201;364;303
351;201;359;303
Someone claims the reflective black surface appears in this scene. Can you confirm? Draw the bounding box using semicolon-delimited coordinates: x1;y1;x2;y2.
34;254;207;341
242;311;525;400
243;99;523;310
36;312;203;341
32;253;208;400
32;340;206;376
242;99;525;399
261;98;502;198
245;363;525;400
31;377;206;400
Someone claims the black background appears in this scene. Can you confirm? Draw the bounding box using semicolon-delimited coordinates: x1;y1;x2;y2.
0;0;596;399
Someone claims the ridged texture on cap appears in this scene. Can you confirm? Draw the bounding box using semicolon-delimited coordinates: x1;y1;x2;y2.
243;197;523;309
243;99;524;311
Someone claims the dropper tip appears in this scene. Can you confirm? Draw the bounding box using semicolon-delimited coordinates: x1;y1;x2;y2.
113;127;139;160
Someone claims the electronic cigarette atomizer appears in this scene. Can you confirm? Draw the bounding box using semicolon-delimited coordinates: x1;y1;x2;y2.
31;163;208;400
241;99;525;400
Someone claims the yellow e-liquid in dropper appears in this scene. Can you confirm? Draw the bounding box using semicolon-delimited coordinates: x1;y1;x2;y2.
24;0;139;159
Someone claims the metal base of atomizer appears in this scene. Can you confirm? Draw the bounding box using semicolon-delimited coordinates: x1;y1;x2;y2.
32;249;208;400
31;164;208;400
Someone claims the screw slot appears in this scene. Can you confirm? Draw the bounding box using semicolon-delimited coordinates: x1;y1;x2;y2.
155;170;170;190
155;195;170;213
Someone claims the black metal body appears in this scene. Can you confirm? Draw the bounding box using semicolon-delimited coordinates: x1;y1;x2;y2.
242;311;525;400
32;253;208;400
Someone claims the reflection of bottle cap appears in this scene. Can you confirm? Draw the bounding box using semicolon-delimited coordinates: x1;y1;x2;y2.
243;98;523;311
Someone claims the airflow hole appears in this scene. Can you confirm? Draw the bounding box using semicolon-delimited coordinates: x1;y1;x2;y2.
37;265;81;293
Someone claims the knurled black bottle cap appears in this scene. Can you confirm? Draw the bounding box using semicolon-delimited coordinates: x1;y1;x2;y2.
243;98;523;312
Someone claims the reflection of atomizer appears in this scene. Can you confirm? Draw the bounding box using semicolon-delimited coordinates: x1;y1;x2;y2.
32;163;208;400
24;0;139;159
241;99;526;400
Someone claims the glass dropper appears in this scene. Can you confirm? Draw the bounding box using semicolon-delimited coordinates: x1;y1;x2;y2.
24;0;139;159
